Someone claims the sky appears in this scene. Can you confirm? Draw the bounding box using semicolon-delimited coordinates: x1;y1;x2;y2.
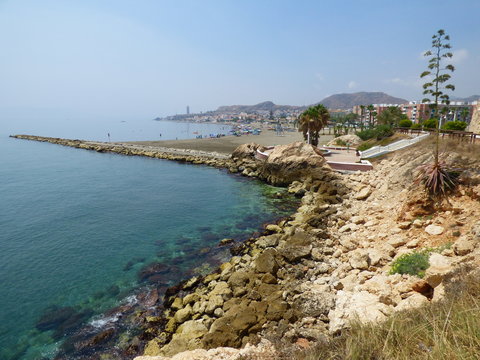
0;0;479;121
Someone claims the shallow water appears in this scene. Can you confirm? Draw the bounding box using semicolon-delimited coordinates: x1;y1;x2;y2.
0;128;296;360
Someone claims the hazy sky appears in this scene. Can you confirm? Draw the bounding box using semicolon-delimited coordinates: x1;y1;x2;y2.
0;0;479;120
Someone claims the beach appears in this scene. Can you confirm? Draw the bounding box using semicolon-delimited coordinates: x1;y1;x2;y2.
126;130;334;154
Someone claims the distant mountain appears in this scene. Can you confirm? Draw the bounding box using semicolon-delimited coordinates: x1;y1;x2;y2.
451;95;480;103
215;101;303;113
318;92;408;110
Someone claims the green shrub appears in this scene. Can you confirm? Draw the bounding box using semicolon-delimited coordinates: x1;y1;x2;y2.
335;139;347;146
442;120;467;131
374;124;393;140
389;251;430;277
411;123;422;129
389;244;452;278
423;118;438;129
356;128;377;141
398;119;413;128
356;125;394;141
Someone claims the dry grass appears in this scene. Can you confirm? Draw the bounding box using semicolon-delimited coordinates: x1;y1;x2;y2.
296;273;480;360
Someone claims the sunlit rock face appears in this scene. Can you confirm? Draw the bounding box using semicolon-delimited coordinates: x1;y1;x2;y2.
469;102;480;134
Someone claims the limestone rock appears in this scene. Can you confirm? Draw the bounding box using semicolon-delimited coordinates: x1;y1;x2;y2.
135;339;277;360
452;236;476;256
398;221;411;230
231;143;265;160
327;134;361;147
468;101;480;133
155;320;209;357
174;305;192;324
395;293;429;312
259;142;328;186
425;224;444;235
351;216;365;225
413;219;424;228
355;187;372;200
349;250;370;270
254;248;279;275
293;291;335;317
265;224;282;233
424;253;453;288
329;291;393;332
388;236;407;248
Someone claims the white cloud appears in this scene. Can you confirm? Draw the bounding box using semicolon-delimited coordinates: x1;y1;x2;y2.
419;50;429;60
315;72;324;81
348;81;358;89
389;77;403;84
385;77;423;89
449;49;468;64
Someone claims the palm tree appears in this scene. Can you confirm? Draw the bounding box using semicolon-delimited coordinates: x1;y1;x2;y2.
367;104;375;128
360;105;366;127
297;104;330;146
460;107;470;122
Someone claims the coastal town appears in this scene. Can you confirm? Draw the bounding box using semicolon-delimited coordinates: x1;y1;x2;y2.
156;93;479;133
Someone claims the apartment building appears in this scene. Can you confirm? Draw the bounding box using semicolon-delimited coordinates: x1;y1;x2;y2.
353;100;478;125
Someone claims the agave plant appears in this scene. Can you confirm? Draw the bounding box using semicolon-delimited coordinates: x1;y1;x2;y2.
415;160;459;199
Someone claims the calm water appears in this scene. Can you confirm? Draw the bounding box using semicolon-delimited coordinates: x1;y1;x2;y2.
0;121;295;359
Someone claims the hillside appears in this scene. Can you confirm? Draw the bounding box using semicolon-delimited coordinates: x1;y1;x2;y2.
214;92;408;113
451;95;480;103
215;101;303;113
318;92;408;109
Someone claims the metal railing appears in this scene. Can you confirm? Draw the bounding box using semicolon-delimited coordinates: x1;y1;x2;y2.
360;132;430;159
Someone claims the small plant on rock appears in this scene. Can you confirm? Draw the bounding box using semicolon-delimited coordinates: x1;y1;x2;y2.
389;250;430;278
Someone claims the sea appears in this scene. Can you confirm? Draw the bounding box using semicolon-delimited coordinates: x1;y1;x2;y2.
0;118;298;359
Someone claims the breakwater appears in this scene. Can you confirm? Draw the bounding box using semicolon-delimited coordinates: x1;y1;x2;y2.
10;134;232;168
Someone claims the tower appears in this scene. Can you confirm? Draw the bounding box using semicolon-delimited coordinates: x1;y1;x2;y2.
187;106;190;115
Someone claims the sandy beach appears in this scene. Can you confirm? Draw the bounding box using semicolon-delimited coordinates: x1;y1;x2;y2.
126;130;334;154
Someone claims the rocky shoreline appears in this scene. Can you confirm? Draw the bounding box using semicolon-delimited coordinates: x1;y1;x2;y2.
11;134;480;360
134;140;480;359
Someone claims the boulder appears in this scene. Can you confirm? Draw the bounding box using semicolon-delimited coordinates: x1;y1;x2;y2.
452;236;476;256
329;291;393;332
425;225;444;236
258;142;329;186
174;305;192;324
355;187;372;200
395;293;429;312
254;248;279;275
231;143;265;160
424;253;453;288
293;291;335;317
387;236;407;248
155;320;208;357
327;134;361;147
349;250;370;270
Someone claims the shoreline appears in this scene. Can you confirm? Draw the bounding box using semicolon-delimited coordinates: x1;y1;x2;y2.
11;133;480;360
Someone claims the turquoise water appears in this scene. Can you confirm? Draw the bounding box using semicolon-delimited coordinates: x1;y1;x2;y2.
0;125;295;359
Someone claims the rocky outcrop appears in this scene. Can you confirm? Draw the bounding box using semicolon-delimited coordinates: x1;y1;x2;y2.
136;339;277;360
468;102;480;133
231;141;332;186
327;134;361;147
260;142;328;186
